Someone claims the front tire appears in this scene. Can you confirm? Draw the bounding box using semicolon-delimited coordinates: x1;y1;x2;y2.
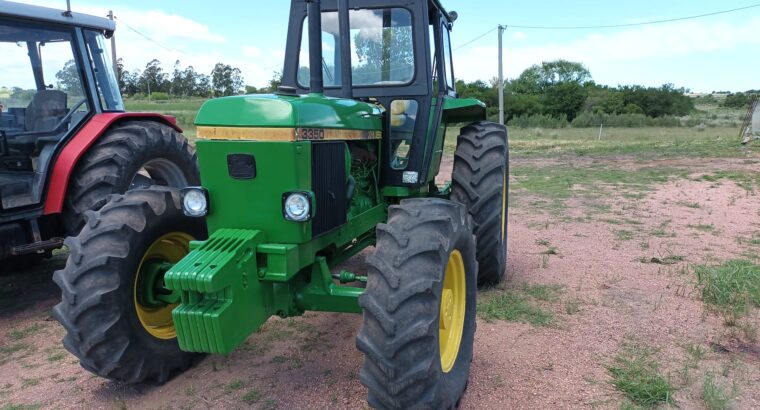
451;121;509;285
53;187;206;384
357;198;477;409
62;120;199;235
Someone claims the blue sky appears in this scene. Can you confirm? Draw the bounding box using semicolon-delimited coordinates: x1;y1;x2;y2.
22;0;760;92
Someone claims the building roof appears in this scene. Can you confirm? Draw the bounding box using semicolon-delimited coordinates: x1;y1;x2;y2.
0;1;115;34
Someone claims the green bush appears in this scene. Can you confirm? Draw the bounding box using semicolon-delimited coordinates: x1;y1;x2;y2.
508;113;568;128
570;112;681;128
149;92;170;101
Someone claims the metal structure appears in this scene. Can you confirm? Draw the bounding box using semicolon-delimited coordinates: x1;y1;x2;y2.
0;1;198;268
53;1;510;408
740;96;759;144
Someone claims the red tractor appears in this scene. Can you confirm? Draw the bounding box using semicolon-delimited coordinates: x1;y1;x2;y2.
0;1;198;269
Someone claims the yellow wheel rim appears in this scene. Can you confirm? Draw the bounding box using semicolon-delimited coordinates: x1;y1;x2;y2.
501;169;507;241
133;232;192;340
439;249;466;373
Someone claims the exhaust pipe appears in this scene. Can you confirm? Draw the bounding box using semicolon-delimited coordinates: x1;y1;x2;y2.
307;0;324;94
338;0;353;99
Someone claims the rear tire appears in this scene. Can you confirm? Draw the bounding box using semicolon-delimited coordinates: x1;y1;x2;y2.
62;120;199;236
53;187;205;384
357;198;477;409
451;121;509;286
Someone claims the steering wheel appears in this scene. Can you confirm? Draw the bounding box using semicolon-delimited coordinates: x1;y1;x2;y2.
53;98;88;131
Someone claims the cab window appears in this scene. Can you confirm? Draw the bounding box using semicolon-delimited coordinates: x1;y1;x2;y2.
298;8;415;88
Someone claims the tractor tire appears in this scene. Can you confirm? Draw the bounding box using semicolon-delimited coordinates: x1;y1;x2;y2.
62;120;199;236
357;198;477;409
451;121;509;286
52;187;206;384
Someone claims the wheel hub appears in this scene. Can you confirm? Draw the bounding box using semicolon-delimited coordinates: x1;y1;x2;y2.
439;249;466;373
134;232;193;340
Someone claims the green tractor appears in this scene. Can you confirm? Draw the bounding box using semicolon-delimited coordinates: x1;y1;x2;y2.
53;0;509;407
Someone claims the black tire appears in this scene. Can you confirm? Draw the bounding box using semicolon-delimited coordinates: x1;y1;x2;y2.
53;187;206;384
357;198;477;409
62;120;199;235
451;121;509;286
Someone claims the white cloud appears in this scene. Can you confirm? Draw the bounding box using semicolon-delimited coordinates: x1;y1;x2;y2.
512;31;527;40
455;17;760;90
242;46;263;58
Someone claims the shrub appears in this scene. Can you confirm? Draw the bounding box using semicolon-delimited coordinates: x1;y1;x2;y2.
508;113;568;128
570;112;681;128
149;92;170;101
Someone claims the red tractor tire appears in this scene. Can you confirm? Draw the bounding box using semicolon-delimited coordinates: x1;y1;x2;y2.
62;120;199;235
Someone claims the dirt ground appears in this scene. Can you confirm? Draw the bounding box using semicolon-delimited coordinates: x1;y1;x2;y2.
1;155;759;409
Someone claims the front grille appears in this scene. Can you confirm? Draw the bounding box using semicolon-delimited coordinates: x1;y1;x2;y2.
311;142;346;237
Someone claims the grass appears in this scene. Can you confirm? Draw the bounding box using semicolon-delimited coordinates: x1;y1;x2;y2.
702;170;760;193
606;340;676;408
46;352;66;362
445;126;740;159
564;298;582;315
6;324;44;341
693;259;760;325
1;404;41;410
511;164;682;201
687;223;717;234
20;378;40;389
124;98;205;138
701;373;737;410
478;284;564;326
615;229;635;241
522;284;564;302
241;388;263;405
225;378;246;392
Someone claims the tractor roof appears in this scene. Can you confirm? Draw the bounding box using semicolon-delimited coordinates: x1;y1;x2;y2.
429;0;453;23
0;0;115;35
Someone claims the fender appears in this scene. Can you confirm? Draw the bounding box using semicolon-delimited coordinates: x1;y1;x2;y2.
43;112;182;215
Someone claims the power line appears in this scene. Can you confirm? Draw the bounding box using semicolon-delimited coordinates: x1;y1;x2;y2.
114;16;181;54
453;26;497;51
507;2;760;30
452;2;760;50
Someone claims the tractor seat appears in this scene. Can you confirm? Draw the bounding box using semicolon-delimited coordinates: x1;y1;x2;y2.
390;100;416;134
25;90;68;132
6;90;68;155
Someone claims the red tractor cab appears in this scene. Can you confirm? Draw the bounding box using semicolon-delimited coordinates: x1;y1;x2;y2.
0;1;199;266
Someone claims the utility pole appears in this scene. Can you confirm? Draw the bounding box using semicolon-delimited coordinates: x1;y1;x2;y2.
497;25;506;125
108;10;119;79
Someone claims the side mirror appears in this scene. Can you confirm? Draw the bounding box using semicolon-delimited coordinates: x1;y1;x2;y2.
449;11;458;22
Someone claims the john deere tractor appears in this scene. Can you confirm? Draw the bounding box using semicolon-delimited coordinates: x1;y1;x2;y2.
54;0;509;408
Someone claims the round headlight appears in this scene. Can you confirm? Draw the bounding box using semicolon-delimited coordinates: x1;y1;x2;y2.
183;189;208;217
284;193;310;221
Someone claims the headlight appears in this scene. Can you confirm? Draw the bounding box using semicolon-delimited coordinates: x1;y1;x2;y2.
181;187;209;217
283;192;312;221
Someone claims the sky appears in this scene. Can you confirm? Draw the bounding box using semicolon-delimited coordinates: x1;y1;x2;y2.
16;0;760;93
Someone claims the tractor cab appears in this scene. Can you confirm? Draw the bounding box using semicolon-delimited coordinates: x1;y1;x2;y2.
0;3;122;210
280;0;470;187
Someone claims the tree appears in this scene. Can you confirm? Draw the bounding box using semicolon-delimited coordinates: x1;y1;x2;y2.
722;92;750;109
55;60;82;94
210;63;244;97
195;74;212;98
116;58;126;93
120;69;140;96
138;59;169;95
541;82;588;121
353;24;414;84
512;60;591;94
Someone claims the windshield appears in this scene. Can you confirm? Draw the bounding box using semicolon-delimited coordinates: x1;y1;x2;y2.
298;8;415;88
0;20;90;137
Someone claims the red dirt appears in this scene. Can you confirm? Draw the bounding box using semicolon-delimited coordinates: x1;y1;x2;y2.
1;157;758;409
